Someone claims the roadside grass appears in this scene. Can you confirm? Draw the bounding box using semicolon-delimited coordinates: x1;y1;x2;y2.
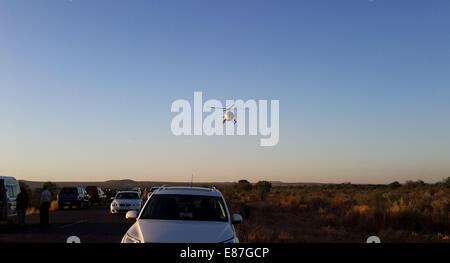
222;179;450;242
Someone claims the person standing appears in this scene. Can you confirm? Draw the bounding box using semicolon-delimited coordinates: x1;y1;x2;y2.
16;186;29;228
142;188;148;201
40;186;51;226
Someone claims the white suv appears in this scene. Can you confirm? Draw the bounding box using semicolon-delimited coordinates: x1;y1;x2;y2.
121;186;242;243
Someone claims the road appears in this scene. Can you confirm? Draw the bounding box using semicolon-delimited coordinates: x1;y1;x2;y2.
0;206;134;243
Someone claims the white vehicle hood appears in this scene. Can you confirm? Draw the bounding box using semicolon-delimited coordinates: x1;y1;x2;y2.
128;219;234;243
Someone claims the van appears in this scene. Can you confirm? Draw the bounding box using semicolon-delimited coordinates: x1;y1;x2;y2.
0;176;21;224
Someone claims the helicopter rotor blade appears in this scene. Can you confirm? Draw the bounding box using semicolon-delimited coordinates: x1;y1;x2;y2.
208;106;226;110
226;104;235;110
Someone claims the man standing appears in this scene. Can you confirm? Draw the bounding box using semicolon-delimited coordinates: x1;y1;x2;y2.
142;188;148;201
16;186;29;228
40;186;51;226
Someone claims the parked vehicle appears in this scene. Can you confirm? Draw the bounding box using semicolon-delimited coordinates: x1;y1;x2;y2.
57;187;91;210
0;176;21;224
110;191;142;214
104;189;117;203
121;186;242;243
85;186;107;205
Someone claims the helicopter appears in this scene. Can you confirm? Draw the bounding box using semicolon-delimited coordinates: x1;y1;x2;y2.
209;104;237;124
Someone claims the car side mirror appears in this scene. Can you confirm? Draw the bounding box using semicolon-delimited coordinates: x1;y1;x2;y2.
231;214;242;224
126;210;138;220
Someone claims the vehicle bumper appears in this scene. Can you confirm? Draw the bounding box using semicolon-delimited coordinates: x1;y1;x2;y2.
59;201;81;207
110;207;140;213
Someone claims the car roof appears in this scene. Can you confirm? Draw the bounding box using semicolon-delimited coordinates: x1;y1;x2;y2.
154;186;222;197
0;176;17;181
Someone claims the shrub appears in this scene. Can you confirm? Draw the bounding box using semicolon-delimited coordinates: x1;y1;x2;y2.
388;181;402;189
234;180;252;192
256;181;272;200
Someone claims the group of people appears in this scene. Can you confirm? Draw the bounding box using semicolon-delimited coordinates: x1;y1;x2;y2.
15;185;52;228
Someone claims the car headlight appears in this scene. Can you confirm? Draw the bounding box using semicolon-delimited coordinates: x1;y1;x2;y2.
112;202;118;207
122;234;141;243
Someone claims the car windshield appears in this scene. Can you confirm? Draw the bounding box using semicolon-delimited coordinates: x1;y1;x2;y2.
140;194;228;222
116;193;139;199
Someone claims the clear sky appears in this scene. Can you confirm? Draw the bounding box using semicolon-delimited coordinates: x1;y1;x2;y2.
1;0;449;183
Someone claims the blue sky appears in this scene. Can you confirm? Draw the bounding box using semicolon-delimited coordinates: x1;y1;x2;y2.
1;0;449;183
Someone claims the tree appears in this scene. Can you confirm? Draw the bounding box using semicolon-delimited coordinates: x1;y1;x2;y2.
256;181;272;200
443;177;450;188
388;181;402;189
235;180;252;192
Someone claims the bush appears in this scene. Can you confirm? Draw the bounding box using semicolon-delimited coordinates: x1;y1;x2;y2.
443;177;450;188
388;181;402;189
234;180;252;192
256;181;272;200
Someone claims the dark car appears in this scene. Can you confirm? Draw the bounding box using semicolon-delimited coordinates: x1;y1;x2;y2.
57;187;91;210
104;189;117;203
85;186;107;205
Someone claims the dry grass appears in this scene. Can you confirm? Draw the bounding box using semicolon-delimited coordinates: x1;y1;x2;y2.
221;179;450;243
26;201;59;215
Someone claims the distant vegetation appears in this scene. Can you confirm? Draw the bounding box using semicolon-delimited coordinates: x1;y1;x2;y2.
221;178;450;242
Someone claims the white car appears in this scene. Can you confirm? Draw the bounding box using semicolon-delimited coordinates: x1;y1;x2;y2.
121;186;242;243
110;191;142;214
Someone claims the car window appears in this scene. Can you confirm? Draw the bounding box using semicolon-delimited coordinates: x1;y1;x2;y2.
6;184;19;198
140;194;228;222
116;193;139;199
14;184;21;196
